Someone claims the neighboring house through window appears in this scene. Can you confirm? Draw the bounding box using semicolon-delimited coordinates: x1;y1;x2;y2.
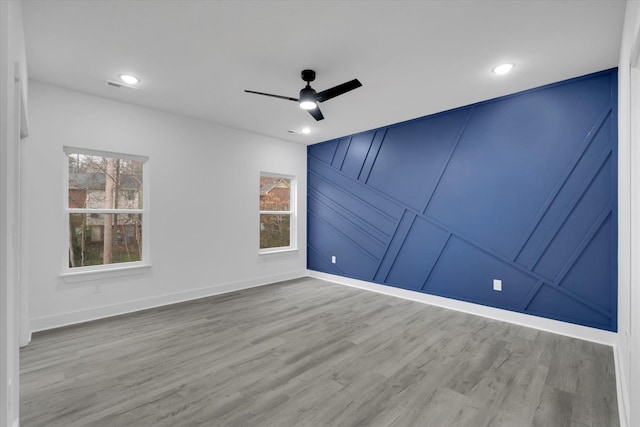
64;147;148;273
259;173;296;252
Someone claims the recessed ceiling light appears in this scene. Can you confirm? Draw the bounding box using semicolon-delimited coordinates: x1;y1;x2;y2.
492;63;515;75
301;127;312;134
118;74;140;85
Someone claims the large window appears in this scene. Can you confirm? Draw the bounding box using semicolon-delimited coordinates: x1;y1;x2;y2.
64;147;148;272
259;173;295;252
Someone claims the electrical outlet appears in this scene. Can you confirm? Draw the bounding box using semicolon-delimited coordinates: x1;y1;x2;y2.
493;279;502;291
92;283;102;293
331;255;337;264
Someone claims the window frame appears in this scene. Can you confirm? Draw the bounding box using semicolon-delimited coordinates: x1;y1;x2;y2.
259;172;297;254
61;147;151;279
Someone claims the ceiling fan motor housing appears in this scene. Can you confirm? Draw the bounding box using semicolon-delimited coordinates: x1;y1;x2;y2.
299;86;317;100
301;69;316;83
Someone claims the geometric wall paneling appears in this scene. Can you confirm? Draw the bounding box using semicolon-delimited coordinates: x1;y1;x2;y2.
533;161;613;281
524;284;613;329
340;130;376;179
558;215;613;313
422;236;539;311
366;108;470;212
308;138;339;164
384;216;449;291
514;108;614;268
372;210;418;285
307;210;380;280
308;157;404;233
330;137;351;169
308;69;617;331
425;82;614;258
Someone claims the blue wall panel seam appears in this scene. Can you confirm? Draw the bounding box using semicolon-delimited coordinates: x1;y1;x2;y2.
372;210;411;281
356;133;376;182
523;209;613;318
552;206;613;287
529;270;613;319
382;213;418;283
511;105;612;261
420;233;453;291
339;137;353;171
313;151;451;221
422;107;475;214
308;168;399;222
528;149;612;271
519;280;545;311
330;137;348;169
308;153;333;167
307;211;380;262
328;140;339;166
308;191;388;247
307;187;391;240
362;129;387;185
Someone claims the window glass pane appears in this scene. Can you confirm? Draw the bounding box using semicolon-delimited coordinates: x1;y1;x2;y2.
69;213;142;267
260;214;290;249
68;153;143;209
259;176;291;211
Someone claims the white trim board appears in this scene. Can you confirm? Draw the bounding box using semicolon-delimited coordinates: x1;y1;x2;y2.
307;270;617;346
30;270;306;332
614;344;630;427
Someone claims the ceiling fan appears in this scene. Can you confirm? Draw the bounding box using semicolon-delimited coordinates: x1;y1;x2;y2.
244;69;362;121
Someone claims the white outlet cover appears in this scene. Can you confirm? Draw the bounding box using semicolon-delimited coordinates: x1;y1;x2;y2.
493;279;502;291
331;256;337;264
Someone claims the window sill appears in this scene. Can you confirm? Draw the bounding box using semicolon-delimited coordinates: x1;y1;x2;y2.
258;247;299;256
60;263;152;283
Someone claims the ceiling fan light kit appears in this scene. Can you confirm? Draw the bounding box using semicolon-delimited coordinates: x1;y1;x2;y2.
245;69;362;121
299;87;317;110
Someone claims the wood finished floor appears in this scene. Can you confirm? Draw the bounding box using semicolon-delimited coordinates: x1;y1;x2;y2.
20;277;619;427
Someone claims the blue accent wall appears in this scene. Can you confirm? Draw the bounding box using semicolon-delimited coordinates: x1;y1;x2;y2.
307;69;618;331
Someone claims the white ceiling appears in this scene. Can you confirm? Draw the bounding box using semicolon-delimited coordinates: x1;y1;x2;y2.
21;0;626;145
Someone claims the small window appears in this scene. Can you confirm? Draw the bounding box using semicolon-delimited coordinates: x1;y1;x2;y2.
259;173;296;252
64;148;148;272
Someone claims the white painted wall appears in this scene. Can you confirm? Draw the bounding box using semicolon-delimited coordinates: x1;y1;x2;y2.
0;1;28;426
25;81;307;331
617;2;640;426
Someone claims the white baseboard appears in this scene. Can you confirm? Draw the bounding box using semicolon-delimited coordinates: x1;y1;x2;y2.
307;270;617;346
613;342;630;427
30;270;306;332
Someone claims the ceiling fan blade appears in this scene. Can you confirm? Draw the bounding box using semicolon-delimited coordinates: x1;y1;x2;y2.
244;90;298;102
308;106;325;121
315;79;362;103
